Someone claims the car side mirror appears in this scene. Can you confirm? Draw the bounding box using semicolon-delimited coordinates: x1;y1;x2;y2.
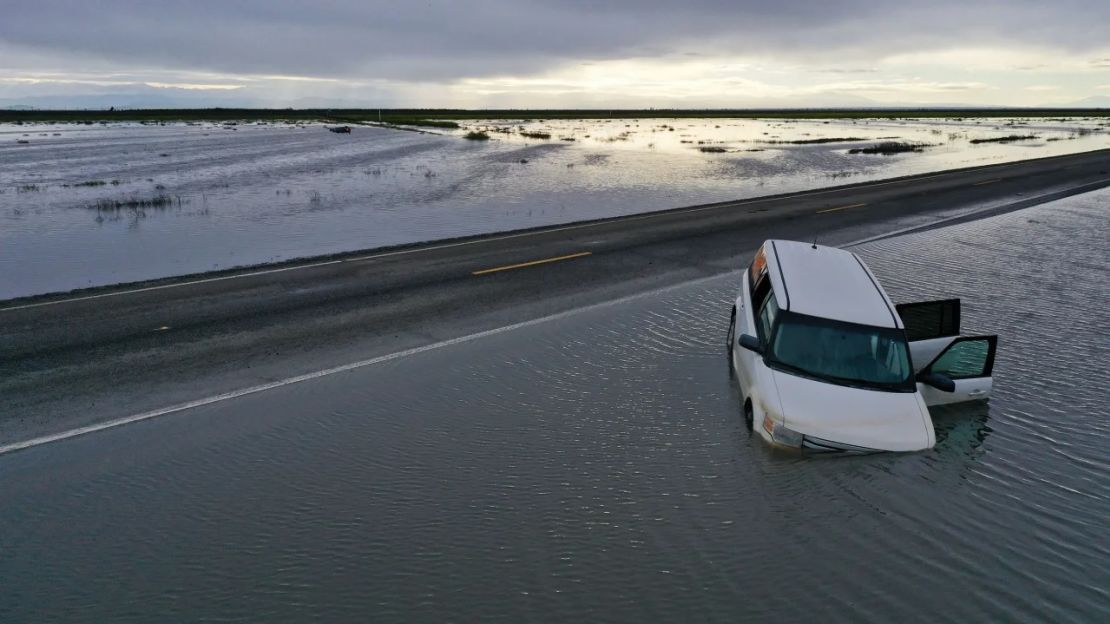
738;334;763;355
918;371;955;392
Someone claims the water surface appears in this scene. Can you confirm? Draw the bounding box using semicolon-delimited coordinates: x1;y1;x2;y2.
2;116;1107;298
1;189;1107;622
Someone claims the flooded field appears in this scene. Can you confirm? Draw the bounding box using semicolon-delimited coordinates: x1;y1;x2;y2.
2;116;1108;299
0;189;1107;622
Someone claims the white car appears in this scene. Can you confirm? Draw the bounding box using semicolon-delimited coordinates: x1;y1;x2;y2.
727;239;997;453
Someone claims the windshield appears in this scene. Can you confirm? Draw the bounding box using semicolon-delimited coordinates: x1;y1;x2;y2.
768;311;914;391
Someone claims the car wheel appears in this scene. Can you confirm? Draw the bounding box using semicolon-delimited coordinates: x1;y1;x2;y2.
744;401;754;430
726;309;736;362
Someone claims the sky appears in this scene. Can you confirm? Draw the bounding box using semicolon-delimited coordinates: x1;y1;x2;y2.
2;0;1109;109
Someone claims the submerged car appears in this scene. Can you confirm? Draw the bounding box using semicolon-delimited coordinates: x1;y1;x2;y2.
727;239;997;453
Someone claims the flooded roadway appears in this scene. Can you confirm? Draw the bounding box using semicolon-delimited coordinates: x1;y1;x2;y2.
1;189;1108;622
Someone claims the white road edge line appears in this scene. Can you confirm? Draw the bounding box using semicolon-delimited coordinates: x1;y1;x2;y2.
0;168;974;313
3;177;1107;456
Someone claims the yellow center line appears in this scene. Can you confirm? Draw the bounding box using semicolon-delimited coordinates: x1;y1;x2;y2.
472;251;592;276
816;202;867;214
973;179;1001;186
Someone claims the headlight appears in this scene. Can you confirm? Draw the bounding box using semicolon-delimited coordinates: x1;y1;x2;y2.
773;423;804;447
762;413;803;447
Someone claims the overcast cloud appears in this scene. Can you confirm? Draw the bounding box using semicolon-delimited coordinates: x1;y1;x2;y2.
2;0;1108;108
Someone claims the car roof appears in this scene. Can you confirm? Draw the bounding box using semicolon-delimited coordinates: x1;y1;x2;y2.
765;239;902;329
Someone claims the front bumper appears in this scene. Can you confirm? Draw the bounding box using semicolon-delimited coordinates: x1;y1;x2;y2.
800;434;882;454
763;414;881;453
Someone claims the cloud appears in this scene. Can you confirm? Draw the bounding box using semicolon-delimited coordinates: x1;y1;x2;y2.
816;68;879;75
881;47;1109;72
2;1;1109;81
811;80;990;93
2;1;1109;107
145;82;242;90
439;55;1000;108
0;76;137;87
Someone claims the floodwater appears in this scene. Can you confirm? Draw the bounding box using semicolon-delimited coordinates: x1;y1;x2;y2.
1;189;1107;622
1;116;1108;299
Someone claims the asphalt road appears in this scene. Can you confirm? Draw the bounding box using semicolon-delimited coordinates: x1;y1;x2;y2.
3;148;1109;447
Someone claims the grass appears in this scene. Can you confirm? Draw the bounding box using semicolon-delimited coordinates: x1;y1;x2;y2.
88;194;184;210
376;117;459;129
71;180;107;187
17;184;41;192
764;137;868;144
322;114;459;129
464;131;491;140
848;142;933;155
2;108;1109;125
698;146;729;153
520;130;552;139
969;135;1038;144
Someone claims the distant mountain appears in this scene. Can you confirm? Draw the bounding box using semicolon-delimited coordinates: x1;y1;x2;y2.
1056;95;1110;108
724;93;881;109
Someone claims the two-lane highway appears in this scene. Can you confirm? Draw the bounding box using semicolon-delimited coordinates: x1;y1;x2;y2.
2;148;1109;448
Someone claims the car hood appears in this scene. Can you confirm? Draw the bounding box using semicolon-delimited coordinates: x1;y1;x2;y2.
770;368;934;452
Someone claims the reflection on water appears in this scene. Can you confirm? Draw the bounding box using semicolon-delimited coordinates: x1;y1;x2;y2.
931;401;992;452
0;189;1107;622
1;117;1107;298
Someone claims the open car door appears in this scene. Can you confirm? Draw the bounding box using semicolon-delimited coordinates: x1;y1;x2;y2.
897;299;961;370
915;335;997;406
895;299;998;406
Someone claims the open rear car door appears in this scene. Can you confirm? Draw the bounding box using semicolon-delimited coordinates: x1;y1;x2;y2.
895;299;998;407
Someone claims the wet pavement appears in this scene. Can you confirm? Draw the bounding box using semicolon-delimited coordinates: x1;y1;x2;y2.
1;189;1107;622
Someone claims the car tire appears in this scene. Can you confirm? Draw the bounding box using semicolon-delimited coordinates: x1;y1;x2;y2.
744;401;754;430
726;308;736;363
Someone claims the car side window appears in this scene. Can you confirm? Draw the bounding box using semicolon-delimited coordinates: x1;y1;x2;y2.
930;338;991;379
757;292;779;345
749;245;768;294
751;275;770;316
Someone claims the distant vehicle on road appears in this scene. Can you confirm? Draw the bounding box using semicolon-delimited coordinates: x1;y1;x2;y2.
328;126;352;134
727;240;997;453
